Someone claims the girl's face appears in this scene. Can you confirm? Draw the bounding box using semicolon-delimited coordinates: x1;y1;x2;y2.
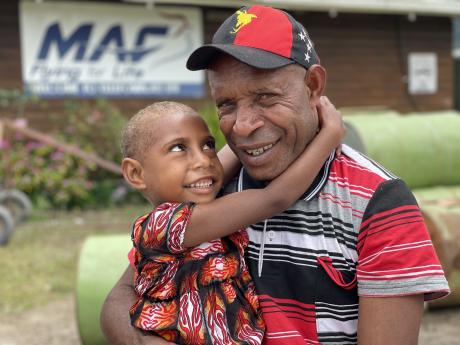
140;111;224;206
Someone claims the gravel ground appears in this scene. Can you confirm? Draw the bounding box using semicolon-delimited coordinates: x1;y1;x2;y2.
0;296;459;345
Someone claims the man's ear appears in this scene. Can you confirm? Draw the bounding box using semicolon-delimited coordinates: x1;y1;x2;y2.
305;64;326;106
121;158;146;191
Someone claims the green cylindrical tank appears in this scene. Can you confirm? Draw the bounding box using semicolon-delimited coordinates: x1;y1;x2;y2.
76;234;132;345
344;112;460;189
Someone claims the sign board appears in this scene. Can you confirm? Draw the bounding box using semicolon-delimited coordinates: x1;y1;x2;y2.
408;52;438;95
19;1;204;98
453;18;460;59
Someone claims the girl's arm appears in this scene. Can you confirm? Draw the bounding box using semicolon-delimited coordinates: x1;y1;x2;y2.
218;144;241;185
184;96;345;247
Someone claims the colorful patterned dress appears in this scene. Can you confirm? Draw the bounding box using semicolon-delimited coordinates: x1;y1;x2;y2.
130;202;265;345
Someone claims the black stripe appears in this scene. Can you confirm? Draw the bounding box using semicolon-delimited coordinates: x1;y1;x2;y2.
361;179;418;223
319;333;358;344
251;219;356;238
316;308;359;317
316;314;359;322
249;223;358;249
246;244;358;270
283;209;354;230
316;302;359;310
360;208;421;233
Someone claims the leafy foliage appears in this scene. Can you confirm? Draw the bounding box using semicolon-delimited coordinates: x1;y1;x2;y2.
0;96;133;209
198;102;226;150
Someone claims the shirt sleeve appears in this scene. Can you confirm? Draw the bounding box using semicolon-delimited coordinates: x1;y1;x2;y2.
356;179;450;301
132;202;195;256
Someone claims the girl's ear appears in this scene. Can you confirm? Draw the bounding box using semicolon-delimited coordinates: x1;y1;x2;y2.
121;158;146;190
305;64;326;106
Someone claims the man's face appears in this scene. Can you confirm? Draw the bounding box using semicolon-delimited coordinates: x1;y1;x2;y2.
208;56;320;181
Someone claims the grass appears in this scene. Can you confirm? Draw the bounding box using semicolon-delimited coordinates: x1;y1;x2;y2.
0;203;150;315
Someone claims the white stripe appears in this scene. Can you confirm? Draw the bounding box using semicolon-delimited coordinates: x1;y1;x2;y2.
357;264;443;274
246;255;318;268
246;229;358;261
316;311;359;319
316;302;359;308
247;251;358;268
265;333;303;339
267;331;301;336
317;316;357;336
316;306;359;314
359;240;432;265
341;144;395;180
358;269;445;279
329;174;376;194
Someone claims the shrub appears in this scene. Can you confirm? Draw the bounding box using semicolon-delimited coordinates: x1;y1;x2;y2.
0;136;96;209
0;96;132;210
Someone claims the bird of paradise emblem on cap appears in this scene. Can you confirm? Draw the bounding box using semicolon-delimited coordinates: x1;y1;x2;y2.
231;10;257;34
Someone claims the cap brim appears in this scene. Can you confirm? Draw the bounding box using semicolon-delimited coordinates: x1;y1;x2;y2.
186;44;294;71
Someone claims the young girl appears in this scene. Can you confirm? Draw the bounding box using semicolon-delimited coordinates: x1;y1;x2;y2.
121;99;344;345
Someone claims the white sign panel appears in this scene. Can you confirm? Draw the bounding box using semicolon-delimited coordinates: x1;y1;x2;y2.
19;1;204;98
408;52;438;95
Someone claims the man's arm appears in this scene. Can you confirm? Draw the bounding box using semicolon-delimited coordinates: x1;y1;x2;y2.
358;295;424;345
100;265;173;345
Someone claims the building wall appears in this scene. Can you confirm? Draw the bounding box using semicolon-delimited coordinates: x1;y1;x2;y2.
0;1;454;132
204;8;453;113
0;0;21;90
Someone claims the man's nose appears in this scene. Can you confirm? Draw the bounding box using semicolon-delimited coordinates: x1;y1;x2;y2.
233;106;264;137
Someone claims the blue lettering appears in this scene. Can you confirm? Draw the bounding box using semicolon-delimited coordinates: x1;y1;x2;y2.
131;26;168;62
38;23;93;61
37;24;170;63
89;25;125;62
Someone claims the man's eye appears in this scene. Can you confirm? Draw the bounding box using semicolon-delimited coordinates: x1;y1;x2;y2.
258;93;275;101
216;101;234;117
170;144;185;152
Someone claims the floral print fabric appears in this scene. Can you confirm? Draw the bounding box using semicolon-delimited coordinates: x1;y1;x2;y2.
130;202;265;345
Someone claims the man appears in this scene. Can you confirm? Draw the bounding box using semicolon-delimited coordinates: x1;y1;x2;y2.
101;5;449;345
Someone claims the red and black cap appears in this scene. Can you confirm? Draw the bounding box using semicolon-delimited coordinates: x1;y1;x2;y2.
187;5;320;71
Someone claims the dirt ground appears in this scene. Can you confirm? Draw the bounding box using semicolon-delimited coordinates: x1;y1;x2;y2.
0;296;459;345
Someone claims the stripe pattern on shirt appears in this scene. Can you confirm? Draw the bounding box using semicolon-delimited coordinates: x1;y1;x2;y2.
233;144;449;344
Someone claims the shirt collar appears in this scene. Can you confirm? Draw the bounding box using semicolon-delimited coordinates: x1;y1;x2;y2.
237;150;336;202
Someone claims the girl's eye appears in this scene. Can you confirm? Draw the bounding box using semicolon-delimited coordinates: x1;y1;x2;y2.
170;144;185;152
203;139;216;150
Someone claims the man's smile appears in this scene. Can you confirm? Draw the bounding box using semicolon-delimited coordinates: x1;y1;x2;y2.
245;142;275;156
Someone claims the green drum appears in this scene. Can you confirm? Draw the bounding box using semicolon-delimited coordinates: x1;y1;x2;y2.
76;234;132;345
344;111;460;189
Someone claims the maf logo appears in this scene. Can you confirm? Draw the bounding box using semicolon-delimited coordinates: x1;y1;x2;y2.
231;10;257;33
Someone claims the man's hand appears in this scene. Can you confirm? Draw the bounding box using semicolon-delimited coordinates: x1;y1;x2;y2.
100;265;175;345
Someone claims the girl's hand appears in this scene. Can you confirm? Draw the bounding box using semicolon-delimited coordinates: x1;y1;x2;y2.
317;96;346;156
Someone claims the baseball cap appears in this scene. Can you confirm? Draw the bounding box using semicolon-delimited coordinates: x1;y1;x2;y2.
186;5;320;71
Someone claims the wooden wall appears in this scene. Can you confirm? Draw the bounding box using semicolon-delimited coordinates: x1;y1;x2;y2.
0;0;21;90
0;1;454;133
